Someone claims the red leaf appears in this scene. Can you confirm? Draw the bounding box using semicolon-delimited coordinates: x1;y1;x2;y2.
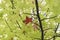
23;16;32;24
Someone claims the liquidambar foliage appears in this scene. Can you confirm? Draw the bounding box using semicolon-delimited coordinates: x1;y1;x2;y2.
0;0;60;40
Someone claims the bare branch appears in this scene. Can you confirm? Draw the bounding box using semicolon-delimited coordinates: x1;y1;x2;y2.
35;0;44;40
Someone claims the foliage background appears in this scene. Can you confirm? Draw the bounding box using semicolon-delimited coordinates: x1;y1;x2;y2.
0;0;60;40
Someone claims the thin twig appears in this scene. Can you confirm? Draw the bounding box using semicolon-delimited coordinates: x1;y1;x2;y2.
41;16;57;21
10;0;15;14
16;20;21;29
47;23;60;40
10;0;15;9
5;20;12;32
24;13;37;15
44;28;53;31
53;23;59;40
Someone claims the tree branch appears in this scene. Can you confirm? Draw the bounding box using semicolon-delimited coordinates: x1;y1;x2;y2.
35;0;44;40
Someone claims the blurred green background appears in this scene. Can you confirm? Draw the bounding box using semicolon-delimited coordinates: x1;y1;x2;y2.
0;0;60;40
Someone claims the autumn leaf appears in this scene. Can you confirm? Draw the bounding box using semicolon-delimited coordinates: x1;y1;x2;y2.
23;16;32;24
